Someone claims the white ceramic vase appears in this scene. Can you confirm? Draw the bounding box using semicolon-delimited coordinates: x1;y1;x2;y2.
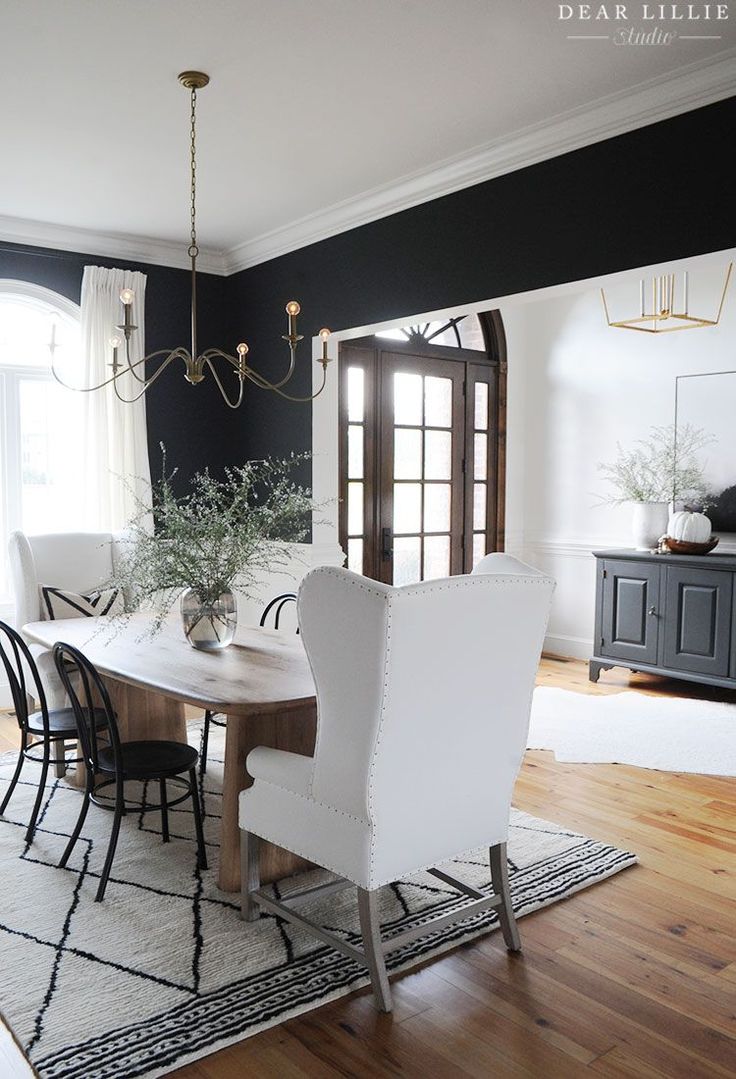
631;501;669;551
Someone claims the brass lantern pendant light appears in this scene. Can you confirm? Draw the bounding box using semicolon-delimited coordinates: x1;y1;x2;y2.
53;71;331;407
601;263;732;335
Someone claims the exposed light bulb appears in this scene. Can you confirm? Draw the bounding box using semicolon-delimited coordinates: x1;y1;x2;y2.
110;335;122;349
318;327;331;341
285;300;301;316
236;342;249;356
120;288;135;306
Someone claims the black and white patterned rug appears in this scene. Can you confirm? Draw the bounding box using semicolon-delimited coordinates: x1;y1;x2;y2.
0;721;636;1079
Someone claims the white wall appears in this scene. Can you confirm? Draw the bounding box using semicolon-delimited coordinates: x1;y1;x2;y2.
502;254;736;658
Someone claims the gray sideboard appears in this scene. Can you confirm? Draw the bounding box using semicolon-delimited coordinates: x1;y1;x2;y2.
590;549;736;690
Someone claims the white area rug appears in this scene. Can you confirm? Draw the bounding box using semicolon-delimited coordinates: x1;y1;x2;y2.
529;687;736;776
0;721;636;1079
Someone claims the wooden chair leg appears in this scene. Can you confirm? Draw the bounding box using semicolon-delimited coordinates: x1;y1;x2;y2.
53;738;68;779
189;768;208;870
239;831;260;922
357;888;392;1013
26;741;51;844
490;841;521;952
160;779;169;842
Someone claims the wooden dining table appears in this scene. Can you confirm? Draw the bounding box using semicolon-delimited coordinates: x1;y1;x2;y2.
23;614;317;892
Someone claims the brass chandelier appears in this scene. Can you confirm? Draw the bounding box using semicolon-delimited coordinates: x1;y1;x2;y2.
601;263;732;334
53;71;331;407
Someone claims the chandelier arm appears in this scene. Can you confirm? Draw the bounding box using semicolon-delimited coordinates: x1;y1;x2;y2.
202;357;245;409
261;345;297;390
50;349;188;394
200;348;242;370
122;335;149;384
243;364;328;403
110;352;190;403
201;346;298;391
235;354;310;395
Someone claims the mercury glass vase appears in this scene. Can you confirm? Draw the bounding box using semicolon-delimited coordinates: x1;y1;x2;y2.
180;587;237;651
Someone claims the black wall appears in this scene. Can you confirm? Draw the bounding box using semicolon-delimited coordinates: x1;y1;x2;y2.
225;97;736;472
2;97;735;489
0;242;235;491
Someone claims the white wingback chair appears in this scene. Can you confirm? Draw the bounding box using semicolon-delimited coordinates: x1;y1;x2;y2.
239;562;554;1010
8;531;126;711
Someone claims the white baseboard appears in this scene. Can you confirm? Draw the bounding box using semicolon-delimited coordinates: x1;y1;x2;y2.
543;633;593;661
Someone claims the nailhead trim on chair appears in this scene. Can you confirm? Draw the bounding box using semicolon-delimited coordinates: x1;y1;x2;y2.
243;779;510;891
296;567;556;886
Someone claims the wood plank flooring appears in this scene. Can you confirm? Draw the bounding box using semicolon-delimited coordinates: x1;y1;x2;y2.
2;658;735;1078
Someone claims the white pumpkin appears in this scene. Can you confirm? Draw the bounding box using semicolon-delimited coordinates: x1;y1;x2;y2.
667;510;712;543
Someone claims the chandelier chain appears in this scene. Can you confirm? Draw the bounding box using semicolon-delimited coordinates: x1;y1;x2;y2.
189;87;199;258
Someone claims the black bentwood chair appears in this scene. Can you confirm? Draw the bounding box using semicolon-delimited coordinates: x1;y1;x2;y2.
0;620;105;844
54;642;207;902
200;592;298;776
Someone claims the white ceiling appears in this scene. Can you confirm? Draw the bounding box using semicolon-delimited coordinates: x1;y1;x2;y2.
2;1;734;271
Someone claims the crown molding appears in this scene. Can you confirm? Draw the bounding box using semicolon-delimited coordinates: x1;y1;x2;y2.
223;50;736;274
0;215;227;276
2;53;733;278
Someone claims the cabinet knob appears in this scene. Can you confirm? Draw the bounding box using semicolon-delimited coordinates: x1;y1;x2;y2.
648;606;657;616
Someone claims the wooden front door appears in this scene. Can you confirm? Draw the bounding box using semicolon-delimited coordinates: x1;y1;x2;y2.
339;329;504;586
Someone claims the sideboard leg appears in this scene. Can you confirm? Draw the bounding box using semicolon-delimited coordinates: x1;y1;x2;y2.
589;660;603;683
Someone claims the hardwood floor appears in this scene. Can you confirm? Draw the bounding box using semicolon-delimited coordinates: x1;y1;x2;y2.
2;658;735;1077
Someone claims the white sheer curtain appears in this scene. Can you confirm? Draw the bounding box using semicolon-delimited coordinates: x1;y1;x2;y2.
80;266;153;530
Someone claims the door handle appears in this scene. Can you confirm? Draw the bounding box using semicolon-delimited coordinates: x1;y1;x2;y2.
648;606;657;616
381;527;393;561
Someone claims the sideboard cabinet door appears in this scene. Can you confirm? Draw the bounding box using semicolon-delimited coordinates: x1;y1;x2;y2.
663;566;732;678
600;560;660;666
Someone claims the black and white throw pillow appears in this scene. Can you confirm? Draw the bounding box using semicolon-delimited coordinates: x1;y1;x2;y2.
40;585;124;621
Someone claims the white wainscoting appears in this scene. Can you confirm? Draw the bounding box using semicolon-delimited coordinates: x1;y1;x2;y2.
520;538;609;660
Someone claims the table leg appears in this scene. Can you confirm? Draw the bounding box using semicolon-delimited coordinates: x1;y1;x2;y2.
218;702;317;892
72;678;187;787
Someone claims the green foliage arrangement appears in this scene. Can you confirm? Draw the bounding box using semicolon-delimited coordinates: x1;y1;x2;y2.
598;424;713;505
112;448;314;635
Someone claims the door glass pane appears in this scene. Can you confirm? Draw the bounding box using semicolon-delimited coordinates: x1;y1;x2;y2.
474;433;488;480
347;538;363;574
474;383;489;431
348;481;363;535
424;431;452;480
424;484;451;533
348;424;363;479
424;376;452;428
473;533;486;567
347;367;364;422
393;483;422;533
473;483;486;531
393;536;421;586
423;535;450;580
394;372;422;425
394;428;422;480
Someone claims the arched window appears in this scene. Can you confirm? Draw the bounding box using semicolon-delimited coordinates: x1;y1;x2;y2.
339;310;507;584
0;282;85;598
